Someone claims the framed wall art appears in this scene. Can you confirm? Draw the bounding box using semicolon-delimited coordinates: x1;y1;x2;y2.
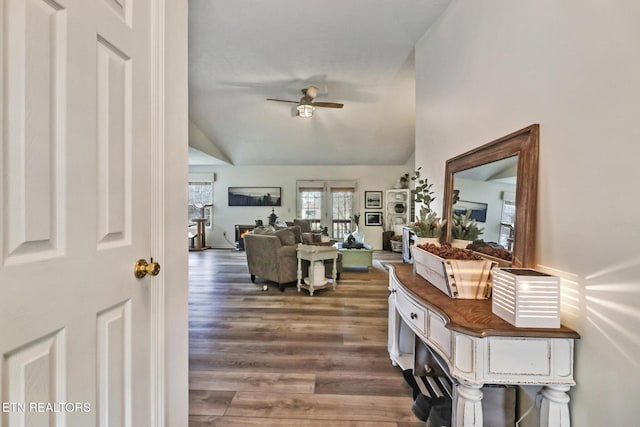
365;211;383;226
228;187;282;206
453;200;488;222
365;191;383;209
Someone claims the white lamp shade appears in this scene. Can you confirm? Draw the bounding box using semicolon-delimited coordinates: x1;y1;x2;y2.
492;268;561;328
297;104;315;118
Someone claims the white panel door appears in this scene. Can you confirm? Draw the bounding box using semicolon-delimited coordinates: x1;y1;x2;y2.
1;0;160;425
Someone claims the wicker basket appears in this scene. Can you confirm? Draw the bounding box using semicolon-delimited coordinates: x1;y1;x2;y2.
411;245;496;299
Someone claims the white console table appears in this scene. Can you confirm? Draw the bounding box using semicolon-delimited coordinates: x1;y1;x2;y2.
387;264;579;427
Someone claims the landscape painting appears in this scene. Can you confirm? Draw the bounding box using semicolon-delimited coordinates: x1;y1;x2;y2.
453;200;488;222
228;187;282;206
365;191;383;209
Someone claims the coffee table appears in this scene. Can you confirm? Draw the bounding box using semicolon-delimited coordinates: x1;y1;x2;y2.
296;244;338;296
335;242;373;270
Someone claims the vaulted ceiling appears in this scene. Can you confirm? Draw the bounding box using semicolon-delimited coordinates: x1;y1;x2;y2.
188;0;451;166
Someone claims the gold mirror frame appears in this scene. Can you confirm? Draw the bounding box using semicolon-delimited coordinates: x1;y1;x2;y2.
442;124;539;267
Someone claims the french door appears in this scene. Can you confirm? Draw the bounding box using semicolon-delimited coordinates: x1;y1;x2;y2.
296;180;358;239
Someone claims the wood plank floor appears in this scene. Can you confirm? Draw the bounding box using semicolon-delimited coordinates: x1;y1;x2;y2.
188;249;423;427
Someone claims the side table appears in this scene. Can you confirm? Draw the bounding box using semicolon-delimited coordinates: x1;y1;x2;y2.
189;218;210;251
296;244;338;296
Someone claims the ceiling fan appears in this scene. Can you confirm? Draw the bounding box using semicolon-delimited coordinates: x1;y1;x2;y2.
266;86;344;118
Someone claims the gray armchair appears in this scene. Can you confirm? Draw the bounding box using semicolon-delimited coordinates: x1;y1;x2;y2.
244;225;342;291
244;227;299;291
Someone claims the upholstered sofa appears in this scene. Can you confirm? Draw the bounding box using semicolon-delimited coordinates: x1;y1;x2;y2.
244;225;341;291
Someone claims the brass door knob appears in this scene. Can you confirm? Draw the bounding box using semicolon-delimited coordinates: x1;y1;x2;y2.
134;258;161;279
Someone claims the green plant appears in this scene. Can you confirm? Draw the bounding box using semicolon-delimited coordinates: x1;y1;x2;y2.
399;173;409;188
410;167;435;212
408;167;443;238
411;207;443;238
452;209;484;241
452;189;460;206
352;213;360;227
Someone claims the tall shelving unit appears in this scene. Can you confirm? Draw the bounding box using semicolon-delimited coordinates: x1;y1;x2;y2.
385;189;411;232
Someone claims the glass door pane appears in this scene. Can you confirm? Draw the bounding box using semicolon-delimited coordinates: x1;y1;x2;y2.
331;190;354;240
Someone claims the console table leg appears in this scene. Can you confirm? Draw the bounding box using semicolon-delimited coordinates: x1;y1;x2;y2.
297;258;302;292
387;294;400;366
455;382;483;427
540;384;571;427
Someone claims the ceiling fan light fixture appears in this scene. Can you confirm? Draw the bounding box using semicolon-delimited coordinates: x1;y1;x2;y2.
305;86;319;99
297;104;315;118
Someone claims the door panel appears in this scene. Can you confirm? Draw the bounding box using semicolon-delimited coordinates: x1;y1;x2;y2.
96;36;132;248
97;301;131;427
1;0;155;425
3;0;65;264
3;331;65;426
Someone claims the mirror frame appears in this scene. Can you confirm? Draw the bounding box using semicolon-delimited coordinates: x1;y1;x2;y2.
442;124;539;267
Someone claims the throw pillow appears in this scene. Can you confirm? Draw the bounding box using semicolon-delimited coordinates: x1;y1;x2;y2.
302;232;324;245
302;232;314;245
288;225;302;243
274;228;297;246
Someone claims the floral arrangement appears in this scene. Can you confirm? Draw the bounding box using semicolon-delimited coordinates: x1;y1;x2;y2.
451;209;484;241
411;207;443;238
407;167;444;239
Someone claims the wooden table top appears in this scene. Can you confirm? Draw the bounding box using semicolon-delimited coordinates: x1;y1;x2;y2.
390;263;580;339
297;244;338;254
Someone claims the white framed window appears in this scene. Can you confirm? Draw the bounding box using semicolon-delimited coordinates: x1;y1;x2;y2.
296;180;357;240
499;191;515;251
188;174;214;228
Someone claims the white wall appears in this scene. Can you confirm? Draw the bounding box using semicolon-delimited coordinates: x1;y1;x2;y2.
189;164;412;250
455;177;515;242
416;1;640;425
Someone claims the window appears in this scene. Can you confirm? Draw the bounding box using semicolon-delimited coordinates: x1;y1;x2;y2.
296;180;357;240
498;192;515;251
299;188;323;229
188;179;213;227
331;189;354;239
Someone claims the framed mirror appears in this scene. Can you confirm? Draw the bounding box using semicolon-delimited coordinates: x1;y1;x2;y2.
442;124;539;267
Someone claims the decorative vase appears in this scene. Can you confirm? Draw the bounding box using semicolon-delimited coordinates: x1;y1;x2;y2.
415;237;440;246
451;239;472;249
268;208;278;225
352;226;365;244
394;203;405;213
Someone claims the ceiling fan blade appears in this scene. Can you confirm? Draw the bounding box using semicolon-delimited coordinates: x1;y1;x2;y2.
312;102;344;109
266;98;299;104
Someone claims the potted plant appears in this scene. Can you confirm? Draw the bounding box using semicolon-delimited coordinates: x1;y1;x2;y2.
394;173;410;189
451;209;484;248
410;167;435;209
408;167;443;244
411;206;443;245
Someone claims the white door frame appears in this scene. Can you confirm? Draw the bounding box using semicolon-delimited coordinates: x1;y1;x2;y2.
150;0;167;422
150;0;189;426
